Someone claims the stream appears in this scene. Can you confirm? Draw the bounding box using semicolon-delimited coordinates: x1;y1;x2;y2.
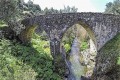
68;37;85;80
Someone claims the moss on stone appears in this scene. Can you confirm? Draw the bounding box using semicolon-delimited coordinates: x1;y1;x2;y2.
18;25;37;43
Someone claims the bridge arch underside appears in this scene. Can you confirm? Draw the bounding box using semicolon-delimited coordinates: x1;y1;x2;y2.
18;23;49;44
18;24;37;43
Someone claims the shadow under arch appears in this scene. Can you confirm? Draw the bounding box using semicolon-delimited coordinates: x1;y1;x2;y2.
18;22;49;44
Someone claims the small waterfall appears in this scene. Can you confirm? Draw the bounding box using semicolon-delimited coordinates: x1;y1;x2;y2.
68;37;85;80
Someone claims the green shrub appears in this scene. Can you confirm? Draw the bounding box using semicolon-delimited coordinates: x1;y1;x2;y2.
0;33;62;80
64;43;71;53
80;41;89;51
0;39;37;80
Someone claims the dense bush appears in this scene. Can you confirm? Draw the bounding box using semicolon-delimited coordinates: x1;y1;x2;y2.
0;33;62;80
0;0;18;22
80;41;89;51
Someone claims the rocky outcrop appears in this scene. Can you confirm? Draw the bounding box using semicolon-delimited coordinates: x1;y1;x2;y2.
81;49;96;77
92;33;120;80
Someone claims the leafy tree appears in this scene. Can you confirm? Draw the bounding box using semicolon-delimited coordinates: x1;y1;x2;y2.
105;0;120;15
0;0;19;22
44;7;50;14
60;6;78;13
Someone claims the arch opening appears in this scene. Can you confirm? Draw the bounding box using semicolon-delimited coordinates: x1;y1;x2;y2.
61;23;97;79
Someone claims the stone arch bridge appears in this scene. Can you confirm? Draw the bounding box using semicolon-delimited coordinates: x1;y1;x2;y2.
20;12;120;53
20;12;120;77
